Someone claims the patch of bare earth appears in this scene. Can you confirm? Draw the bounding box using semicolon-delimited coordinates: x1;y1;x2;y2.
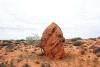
0;38;100;67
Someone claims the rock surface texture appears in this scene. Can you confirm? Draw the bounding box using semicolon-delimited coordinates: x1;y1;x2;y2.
40;22;65;59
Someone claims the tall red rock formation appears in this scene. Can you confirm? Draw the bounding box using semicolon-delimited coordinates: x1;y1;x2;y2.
40;22;65;59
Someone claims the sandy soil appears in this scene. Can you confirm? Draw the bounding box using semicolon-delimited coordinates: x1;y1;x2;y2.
0;38;100;67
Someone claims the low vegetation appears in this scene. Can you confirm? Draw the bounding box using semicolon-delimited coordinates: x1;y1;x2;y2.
71;37;82;42
73;40;83;46
26;34;40;46
0;37;100;67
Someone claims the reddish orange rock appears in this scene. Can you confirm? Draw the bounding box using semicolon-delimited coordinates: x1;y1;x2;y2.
40;22;65;59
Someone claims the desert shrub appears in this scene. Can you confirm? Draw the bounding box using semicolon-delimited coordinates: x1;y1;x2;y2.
97;54;100;57
71;37;82;42
5;48;13;52
89;45;100;54
89;38;96;41
26;34;40;46
9;63;16;67
41;63;50;67
34;60;40;64
97;37;100;39
93;57;99;67
0;63;6;67
22;64;31;67
26;36;34;44
73;40;83;46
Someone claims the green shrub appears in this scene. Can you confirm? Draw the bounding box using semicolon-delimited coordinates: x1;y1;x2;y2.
0;63;6;67
26;36;34;44
26;34;40;46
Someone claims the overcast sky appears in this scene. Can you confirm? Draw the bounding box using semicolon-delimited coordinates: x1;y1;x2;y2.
0;0;100;40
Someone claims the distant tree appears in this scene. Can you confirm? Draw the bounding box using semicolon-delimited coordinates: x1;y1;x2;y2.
26;36;33;44
32;34;40;40
26;34;40;46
